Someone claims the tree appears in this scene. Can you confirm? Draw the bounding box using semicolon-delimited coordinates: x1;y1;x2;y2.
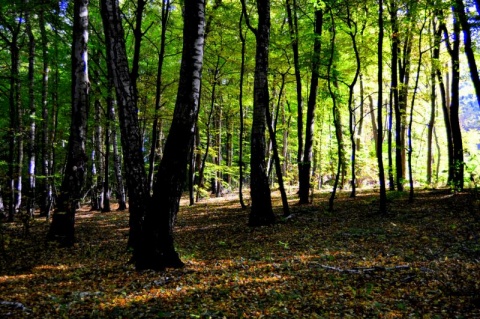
377;0;388;213
241;0;276;226
139;0;206;270
453;0;480;108
47;0;90;246
238;11;248;210
444;5;464;190
0;2;23;222
299;6;323;204
100;0;150;255
285;0;304;193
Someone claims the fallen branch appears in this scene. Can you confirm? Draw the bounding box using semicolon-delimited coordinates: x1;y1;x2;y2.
0;301;31;313
315;263;411;274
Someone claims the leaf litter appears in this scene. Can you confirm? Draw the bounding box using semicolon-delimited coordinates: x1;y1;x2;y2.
1;189;479;318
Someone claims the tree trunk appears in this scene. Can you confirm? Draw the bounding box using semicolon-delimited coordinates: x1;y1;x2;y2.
285;0;303;186
48;0;90;246
2;16;22;222
38;6;54;219
398;26;412;192
427;19;437;186
377;0;388;213
299;8;322;204
103;97;111;213
407;13;427;202
387;98;395;191
369;95;378;152
344;5;361;198
26;7;36;218
148;0;170;193
238;12;247;209
389;1;402;191
434;16;454;184
141;0;206;270
454;0;480;108
101;0;150;255
242;0;275;226
109;100;127;211
265;98;290;217
327;11;340;212
448;9;464;191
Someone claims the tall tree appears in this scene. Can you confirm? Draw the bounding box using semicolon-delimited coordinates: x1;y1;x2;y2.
25;1;36;218
377;0;388;213
285;0;304;189
342;3;361;198
453;0;480;108
299;6;323;204
241;0;276;226
38;2;54;218
238;11;248;209
0;3;23;222
47;0;90;246
444;6;464;190
140;0;206;270
100;0;150;255
147;0;171;192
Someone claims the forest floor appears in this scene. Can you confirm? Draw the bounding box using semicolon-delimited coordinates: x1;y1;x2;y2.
1;188;480;318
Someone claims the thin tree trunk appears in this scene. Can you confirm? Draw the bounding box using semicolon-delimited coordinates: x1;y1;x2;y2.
427;18;437;186
26;7;36;218
238;11;247;209
447;10;464;191
389;1;402;191
407;13;427;202
327;10;341;212
285;0;303;185
369;95;378;152
299;8;322;204
454;0;480;108
196;87;215;202
398;27;413;191
377;0;388;213
2;18;22;222
435;16;454;184
110;101;127;211
344;5;361;198
387;97;395;191
38;7;53;218
103;100;111;212
148;0;170;192
265;98;290;217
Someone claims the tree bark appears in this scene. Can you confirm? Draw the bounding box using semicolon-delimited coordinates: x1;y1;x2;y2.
377;0;388;213
454;0;480;108
285;0;304;186
447;9;464;191
242;0;276;226
38;6;53;219
148;0;170;192
100;0;150;255
344;5;361;198
47;0;90;246
238;11;247;209
141;0;206;270
299;8;322;204
25;6;36;218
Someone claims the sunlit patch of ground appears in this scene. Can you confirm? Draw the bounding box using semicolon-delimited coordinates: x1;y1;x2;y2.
1;189;479;318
